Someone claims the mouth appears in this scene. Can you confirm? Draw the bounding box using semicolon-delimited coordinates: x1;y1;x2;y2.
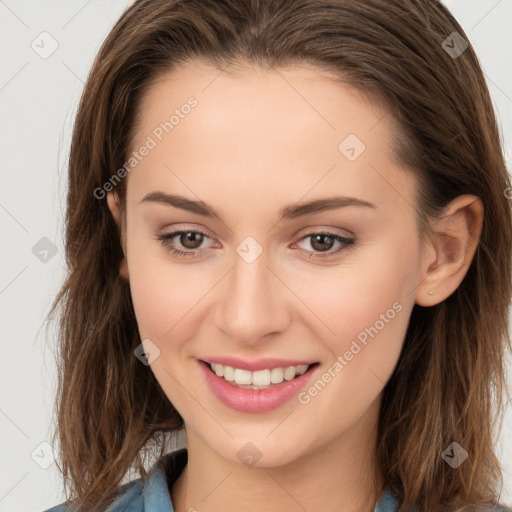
200;360;320;390
198;358;321;413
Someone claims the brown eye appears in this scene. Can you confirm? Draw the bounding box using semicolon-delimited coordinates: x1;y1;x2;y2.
309;234;336;252
179;231;205;249
295;231;355;259
156;229;212;258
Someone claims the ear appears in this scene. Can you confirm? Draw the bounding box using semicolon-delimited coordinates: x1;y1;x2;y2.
107;191;129;281
415;195;483;306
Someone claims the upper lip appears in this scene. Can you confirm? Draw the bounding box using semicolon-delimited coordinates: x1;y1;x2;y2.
201;357;318;372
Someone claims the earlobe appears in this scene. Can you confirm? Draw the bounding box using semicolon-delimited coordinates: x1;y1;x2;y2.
106;191;129;281
415;195;483;307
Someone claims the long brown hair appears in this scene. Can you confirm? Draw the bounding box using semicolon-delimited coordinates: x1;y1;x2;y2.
47;1;512;510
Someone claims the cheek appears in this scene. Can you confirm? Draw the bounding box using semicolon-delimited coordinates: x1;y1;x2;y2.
126;222;228;360
292;240;417;397
300;240;418;408
294;238;416;339
128;258;209;345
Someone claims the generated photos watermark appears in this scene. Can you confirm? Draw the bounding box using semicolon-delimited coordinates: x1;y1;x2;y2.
298;301;403;405
93;96;198;200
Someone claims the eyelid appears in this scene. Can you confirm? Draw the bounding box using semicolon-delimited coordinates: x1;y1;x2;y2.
293;225;355;239
160;223;215;237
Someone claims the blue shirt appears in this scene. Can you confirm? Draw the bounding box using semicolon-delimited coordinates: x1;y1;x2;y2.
40;448;408;511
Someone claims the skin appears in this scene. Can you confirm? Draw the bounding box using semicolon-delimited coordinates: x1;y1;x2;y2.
107;61;483;512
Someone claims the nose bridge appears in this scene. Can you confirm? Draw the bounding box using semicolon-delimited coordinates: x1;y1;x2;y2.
214;239;290;343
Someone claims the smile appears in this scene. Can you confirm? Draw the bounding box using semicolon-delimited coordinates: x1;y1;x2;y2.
198;359;320;413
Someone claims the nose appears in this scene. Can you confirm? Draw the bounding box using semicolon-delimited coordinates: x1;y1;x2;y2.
213;247;291;345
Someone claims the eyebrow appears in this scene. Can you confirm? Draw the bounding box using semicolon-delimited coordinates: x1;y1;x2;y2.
140;191;376;221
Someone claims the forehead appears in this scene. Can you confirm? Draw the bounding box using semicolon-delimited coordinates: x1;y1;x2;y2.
126;60;417;223
134;60;392;148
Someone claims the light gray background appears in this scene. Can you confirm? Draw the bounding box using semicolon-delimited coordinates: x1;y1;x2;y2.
1;1;511;511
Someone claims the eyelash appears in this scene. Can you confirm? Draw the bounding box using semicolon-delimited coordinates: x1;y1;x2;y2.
155;229;355;259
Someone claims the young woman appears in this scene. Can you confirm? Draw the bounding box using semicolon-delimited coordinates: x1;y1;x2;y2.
44;0;512;511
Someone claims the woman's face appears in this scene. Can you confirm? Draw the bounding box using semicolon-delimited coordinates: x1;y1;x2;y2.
111;61;426;467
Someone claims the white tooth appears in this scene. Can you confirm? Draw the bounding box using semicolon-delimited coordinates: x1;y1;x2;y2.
252;369;271;386
283;366;297;381
296;364;308;376
234;368;252;385
223;365;235;381
270;367;284;384
212;363;309;386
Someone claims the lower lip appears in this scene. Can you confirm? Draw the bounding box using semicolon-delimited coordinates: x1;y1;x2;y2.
198;360;319;413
